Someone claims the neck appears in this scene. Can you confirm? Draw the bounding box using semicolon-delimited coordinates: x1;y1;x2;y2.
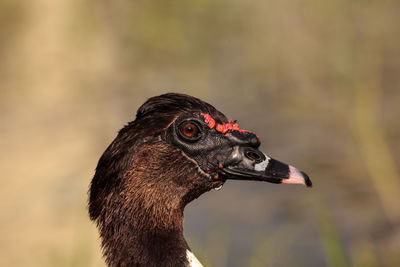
100;190;189;266
93;142;211;266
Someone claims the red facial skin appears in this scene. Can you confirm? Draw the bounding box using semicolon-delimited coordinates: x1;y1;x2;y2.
202;113;216;129
200;113;260;142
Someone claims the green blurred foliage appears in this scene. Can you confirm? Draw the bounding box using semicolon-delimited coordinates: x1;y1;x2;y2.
1;0;400;266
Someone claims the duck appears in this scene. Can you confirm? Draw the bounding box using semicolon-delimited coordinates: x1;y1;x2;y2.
88;93;312;267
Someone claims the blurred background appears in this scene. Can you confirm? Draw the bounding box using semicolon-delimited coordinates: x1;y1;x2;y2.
1;0;400;266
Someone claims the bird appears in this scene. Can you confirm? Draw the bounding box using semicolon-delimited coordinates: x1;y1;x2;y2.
88;93;312;267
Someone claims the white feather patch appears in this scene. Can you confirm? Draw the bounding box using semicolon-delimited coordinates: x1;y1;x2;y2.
186;250;203;267
254;153;270;171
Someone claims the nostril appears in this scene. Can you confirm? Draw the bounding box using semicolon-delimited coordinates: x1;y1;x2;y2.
245;149;264;163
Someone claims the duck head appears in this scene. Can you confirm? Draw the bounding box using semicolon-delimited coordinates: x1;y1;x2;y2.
88;93;311;266
163;112;312;192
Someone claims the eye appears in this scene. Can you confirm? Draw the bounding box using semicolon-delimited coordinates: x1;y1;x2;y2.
179;121;201;141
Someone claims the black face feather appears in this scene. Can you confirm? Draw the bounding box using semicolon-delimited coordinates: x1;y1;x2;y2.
162;112;262;181
88;93;311;267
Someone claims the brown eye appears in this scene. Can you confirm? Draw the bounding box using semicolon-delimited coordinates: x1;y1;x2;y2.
179;122;201;141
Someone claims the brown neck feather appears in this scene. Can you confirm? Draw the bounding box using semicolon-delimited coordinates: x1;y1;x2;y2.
94;142;212;266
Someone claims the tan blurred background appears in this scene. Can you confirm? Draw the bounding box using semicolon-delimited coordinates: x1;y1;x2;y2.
1;0;400;266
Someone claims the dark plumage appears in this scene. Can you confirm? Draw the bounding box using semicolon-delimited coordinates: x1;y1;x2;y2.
89;93;311;267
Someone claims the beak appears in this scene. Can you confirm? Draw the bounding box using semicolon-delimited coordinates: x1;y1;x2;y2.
218;147;312;187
